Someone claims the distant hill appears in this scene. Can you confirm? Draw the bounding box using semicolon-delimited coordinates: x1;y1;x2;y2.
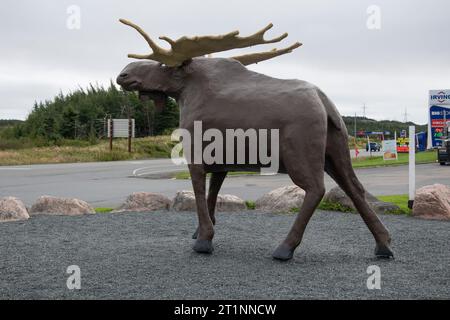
0;119;23;128
342;116;427;137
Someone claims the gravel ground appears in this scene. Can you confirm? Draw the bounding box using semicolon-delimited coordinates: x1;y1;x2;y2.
0;210;449;299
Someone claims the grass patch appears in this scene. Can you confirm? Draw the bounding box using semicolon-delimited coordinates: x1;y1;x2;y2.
377;194;411;215
0;135;437;169
352;150;436;168
288;196;410;215
317;200;355;213
245;201;256;210
289;201;355;214
95;207;114;213
0;136;176;166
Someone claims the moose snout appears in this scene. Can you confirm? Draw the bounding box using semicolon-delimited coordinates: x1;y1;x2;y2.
116;72;128;84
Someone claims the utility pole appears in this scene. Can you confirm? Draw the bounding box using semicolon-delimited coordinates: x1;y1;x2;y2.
354;112;357;138
362;103;367;118
403;108;409;123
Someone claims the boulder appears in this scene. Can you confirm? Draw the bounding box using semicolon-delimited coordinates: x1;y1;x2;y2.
412;184;450;220
114;192;171;212
30;196;95;216
172;190;246;212
255;185;305;213
323;186;400;214
216;194;247;212
0;197;30;222
172;191;197;211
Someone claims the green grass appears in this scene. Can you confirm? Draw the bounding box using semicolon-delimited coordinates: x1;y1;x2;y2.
95;207;114;213
0;133;437;169
0;136;176;166
289;200;355;214
351;150;436;168
377;194;411;215
174;151;437;179
317;200;355;213
245;201;256;210
289;195;411;215
92;196;410;216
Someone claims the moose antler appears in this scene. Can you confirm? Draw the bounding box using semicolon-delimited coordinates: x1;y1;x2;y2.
231;42;302;66
120;19;300;67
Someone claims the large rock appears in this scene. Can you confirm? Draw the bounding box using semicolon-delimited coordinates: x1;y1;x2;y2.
412;184;450;220
30;196;95;216
172;191;197;211
172;190;246;212
255;185;305;213
323;186;400;214
216;194;247;212
0;197;30;222
114;192;171;212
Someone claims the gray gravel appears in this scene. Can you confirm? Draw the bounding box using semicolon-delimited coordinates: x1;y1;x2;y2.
0;210;449;299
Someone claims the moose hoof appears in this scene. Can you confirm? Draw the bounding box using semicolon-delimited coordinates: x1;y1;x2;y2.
193;239;214;254
192;228;199;239
374;243;394;259
272;243;294;261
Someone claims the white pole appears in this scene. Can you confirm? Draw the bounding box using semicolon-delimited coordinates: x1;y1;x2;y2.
408;126;416;209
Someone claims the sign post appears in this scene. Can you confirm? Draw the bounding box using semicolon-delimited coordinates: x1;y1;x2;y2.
109;115;113;151
408;125;415;209
107;118;135;152
128;117;132;153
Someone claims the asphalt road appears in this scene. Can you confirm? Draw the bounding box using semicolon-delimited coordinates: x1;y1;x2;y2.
1;210;448;299
1;159;449;208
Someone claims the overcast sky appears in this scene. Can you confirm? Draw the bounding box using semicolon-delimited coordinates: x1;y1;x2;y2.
1;0;449;123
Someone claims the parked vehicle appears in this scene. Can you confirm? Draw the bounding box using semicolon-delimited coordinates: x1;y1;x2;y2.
366;142;381;152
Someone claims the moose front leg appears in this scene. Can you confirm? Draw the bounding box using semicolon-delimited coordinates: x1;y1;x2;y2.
192;171;228;239
189;164;215;254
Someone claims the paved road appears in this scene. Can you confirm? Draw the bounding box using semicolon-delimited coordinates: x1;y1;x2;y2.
0;159;449;207
1;210;448;299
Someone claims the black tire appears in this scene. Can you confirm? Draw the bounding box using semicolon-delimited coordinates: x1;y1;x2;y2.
440;162;446;166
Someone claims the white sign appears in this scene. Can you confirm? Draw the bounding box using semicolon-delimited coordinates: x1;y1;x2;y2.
107;119;135;138
429;89;450;106
382;140;398;161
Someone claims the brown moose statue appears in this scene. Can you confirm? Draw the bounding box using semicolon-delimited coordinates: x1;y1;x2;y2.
117;19;393;261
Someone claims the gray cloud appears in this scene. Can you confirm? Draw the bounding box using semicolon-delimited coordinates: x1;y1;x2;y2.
0;0;449;123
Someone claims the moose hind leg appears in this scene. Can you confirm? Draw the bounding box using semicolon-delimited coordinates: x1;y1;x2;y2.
273;134;326;261
324;154;393;258
272;185;325;261
192;171;228;239
189;164;215;254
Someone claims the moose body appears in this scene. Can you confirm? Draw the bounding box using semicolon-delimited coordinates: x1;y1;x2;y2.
117;20;393;261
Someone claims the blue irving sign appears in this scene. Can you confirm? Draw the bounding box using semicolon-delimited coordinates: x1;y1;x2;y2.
429;105;450;147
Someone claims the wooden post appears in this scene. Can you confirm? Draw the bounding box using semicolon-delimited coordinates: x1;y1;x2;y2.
109;116;113;151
